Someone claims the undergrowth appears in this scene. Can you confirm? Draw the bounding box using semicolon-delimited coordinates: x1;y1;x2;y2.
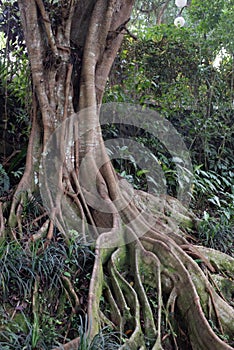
0;235;95;349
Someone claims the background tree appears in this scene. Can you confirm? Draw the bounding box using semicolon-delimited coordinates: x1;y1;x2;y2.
0;1;233;349
106;2;234;227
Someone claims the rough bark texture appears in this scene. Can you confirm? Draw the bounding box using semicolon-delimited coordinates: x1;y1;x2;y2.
2;1;234;349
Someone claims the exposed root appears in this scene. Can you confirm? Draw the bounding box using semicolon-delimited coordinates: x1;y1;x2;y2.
84;195;233;349
5;134;233;350
30;218;50;241
195;246;234;276
51;192;234;350
61;275;80;313
83;233;232;349
8;96;41;235
180;244;215;272
53;337;80;350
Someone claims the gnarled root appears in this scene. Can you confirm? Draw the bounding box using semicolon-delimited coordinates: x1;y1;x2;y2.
85;229;233;349
82;194;234;350
53;192;234;350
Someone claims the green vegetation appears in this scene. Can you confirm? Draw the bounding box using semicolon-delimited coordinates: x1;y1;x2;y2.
104;16;234;232
0;0;233;349
0;237;94;349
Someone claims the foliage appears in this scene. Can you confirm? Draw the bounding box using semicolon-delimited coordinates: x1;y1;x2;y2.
0;1;31;186
0;237;95;349
0;1;234;349
0;0;24;51
105;21;234;225
77;315;123;350
0;164;10;195
192;165;234;219
197;212;234;256
0;55;30;187
189;0;234;54
131;0;177;28
103;125;179;196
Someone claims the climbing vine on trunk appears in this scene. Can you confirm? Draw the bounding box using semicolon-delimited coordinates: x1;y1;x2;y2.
0;1;233;349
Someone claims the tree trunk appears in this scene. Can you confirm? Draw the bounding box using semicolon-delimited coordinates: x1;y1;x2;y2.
3;1;234;349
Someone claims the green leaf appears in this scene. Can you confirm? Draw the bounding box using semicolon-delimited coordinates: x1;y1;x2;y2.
208;196;221;207
136;169;149;176
63;271;71;277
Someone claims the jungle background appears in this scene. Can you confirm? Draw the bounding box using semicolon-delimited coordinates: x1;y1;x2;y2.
0;0;233;349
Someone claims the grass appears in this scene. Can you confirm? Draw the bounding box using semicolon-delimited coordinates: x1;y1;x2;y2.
0;234;95;349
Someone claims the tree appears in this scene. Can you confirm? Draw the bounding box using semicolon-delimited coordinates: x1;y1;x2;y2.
133;0;175;25
106;16;234;222
0;1;234;349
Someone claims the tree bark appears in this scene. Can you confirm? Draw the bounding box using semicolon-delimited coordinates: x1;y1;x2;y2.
4;1;234;349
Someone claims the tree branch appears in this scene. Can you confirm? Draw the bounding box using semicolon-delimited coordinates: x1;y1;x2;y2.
35;0;58;55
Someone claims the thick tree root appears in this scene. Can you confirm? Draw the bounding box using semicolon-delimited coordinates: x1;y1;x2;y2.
49;193;234;350
82;195;234;350
85;238;233;349
8;178;234;349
